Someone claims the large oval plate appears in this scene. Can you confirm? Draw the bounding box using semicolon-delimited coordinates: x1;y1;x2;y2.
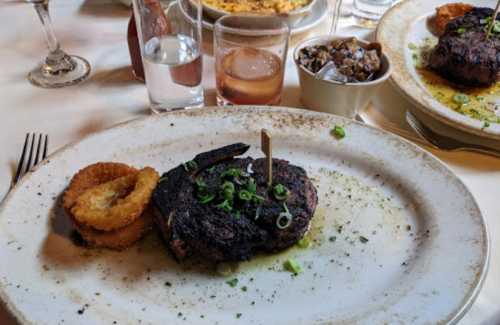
0;107;489;324
376;0;500;141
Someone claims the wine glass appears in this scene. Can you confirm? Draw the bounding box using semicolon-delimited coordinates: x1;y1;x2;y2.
27;0;91;88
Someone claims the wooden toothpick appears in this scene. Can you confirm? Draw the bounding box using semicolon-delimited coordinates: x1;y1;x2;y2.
261;129;272;186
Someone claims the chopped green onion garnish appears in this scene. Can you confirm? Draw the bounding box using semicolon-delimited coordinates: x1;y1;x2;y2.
198;193;215;204
252;194;265;205
238;190;253;201
255;206;262;221
216;200;232;213
221;168;242;179
221;181;235;201
493;20;500;33
158;176;168;183
246;178;257;194
457;27;466;34
273;184;289;201
453;93;470;105
241;286;247;292
297;237;310;248
276;203;293;229
182;160;198;172
195;178;207;188
207;166;217;174
359;236;369;243
331;125;346;139
226;278;238;287
407;42;417;50
483;121;491;128
283;259;302;275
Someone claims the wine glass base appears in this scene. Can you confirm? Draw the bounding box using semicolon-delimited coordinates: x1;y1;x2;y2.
28;55;91;88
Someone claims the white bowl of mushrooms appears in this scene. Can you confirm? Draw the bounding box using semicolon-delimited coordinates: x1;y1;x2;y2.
294;36;392;119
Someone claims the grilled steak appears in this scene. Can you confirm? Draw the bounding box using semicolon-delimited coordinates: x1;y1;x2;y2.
429;7;500;87
152;143;318;262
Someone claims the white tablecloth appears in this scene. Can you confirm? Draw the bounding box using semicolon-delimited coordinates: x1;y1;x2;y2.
0;1;499;324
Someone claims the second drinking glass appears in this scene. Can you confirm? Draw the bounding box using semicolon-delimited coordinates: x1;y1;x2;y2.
214;15;290;106
132;0;204;113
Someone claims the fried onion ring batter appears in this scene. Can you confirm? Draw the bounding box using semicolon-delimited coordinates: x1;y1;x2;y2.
71;167;159;231
73;208;154;250
63;162;138;214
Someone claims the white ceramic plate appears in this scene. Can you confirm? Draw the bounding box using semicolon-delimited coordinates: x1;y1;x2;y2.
178;0;329;35
376;0;500;142
0;107;489;324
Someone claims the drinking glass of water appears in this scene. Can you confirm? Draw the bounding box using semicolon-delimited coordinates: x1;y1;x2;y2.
132;0;204;113
214;15;289;106
353;0;396;22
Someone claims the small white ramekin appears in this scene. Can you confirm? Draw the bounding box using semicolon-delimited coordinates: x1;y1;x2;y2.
294;36;392;119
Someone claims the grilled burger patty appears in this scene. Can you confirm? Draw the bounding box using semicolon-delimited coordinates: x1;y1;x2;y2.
152;143;318;262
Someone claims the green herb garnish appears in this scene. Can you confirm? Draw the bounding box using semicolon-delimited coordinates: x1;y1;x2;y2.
276;203;293;229
221;181;235;201
457;27;466;34
198;193;215;204
359;236;369;243
158;176;168;183
297;237;310;248
221;168;242;179
246;178;257;194
236;313;242;319
241;286;247;292
238;190;253;201
283;259;302;275
483;121;491;129
407;42;417;50
252;194;265;205
226;278;238;287
207;166;217;174
329;236;337;242
195;178;207;189
273;183;289;201
453;93;470;106
182;160;198;172
216;200;232;213
331;125;346;139
234;211;241;219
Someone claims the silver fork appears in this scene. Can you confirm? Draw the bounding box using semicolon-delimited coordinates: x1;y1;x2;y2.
12;133;49;187
406;111;500;158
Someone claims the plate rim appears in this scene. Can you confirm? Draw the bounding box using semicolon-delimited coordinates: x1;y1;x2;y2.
177;0;329;35
376;0;500;140
0;106;490;325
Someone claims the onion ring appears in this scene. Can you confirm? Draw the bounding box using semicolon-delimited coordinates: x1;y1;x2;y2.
63;162;138;214
71;167;159;231
73;208;153;250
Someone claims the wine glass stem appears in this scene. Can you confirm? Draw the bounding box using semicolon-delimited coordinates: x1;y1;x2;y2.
34;2;60;54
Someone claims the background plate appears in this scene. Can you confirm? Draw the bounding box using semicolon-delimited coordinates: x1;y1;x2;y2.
0;107;489;324
376;0;500;142
177;0;329;35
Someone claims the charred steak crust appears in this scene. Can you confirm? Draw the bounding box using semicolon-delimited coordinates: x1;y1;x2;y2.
429;7;500;87
152;144;318;262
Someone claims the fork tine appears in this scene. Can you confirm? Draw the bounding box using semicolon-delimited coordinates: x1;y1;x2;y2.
42;134;48;160
34;134;43;166
24;133;36;174
13;133;30;185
